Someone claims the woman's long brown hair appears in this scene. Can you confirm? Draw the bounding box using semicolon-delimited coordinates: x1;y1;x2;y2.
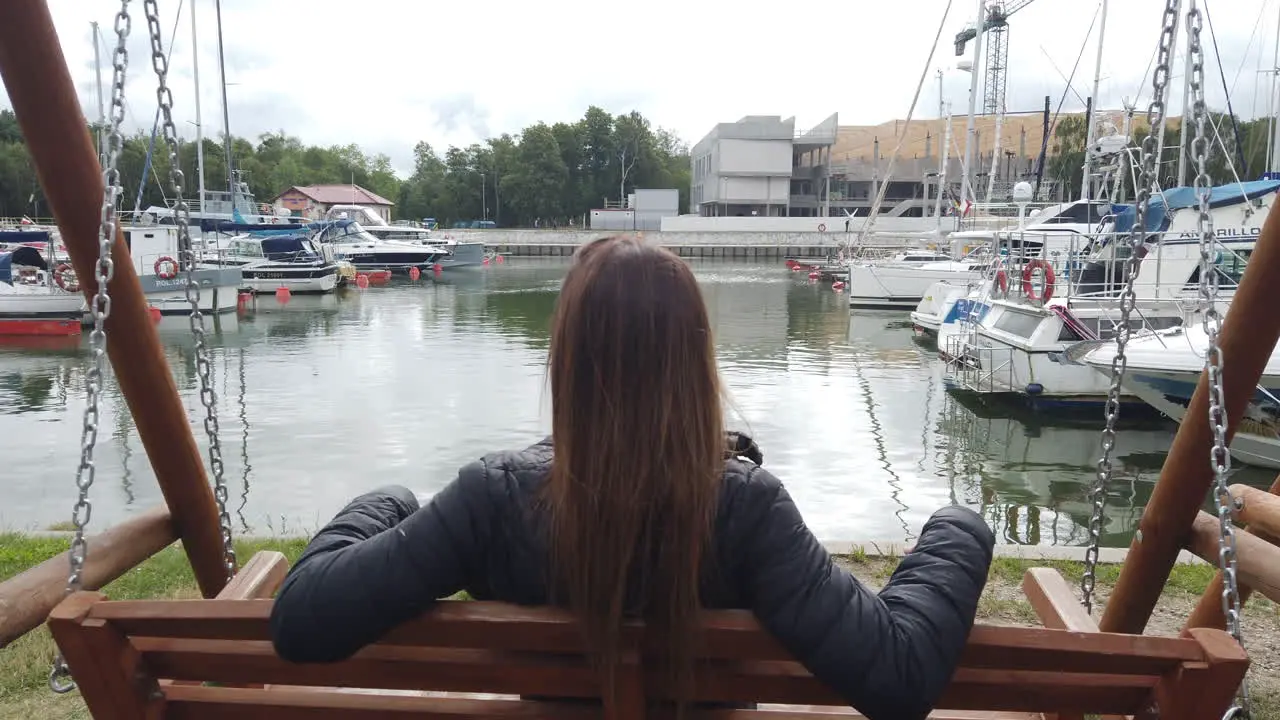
545;235;724;711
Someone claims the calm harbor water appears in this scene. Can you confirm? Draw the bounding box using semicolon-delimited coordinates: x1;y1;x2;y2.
1;259;1269;547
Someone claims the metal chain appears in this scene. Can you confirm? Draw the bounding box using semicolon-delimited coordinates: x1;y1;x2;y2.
143;0;237;579
1188;4;1251;717
1081;0;1179;615
48;2;132;695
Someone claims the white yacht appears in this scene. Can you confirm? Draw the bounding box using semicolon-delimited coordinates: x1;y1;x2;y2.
940;179;1276;409
204;233;342;294
309;218;450;271
847;199;1114;311
325;205;489;270
0;242;84;335
124;224;244;315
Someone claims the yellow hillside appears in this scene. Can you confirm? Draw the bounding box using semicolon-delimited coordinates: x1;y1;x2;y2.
831;110;1148;163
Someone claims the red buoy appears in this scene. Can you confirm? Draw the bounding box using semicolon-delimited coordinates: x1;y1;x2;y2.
495;254;504;264
832;281;846;292
432;263;443;276
808;271;820;280
275;286;292;304
356;273;370;289
147;306;162;324
409;266;421;281
482;257;490;266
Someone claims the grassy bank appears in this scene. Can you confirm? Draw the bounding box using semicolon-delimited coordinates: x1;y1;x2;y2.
1;534;1277;719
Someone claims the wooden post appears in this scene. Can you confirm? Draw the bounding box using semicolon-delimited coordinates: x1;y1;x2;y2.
1183;478;1280;631
0;0;231;598
1100;201;1280;635
0;506;175;647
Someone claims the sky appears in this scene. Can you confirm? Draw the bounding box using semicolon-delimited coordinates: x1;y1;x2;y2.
2;0;1277;177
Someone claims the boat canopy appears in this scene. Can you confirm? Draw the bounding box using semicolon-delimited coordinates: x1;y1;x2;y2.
1109;179;1280;235
0;246;50;283
0;230;53;245
260;235;318;260
200;219;308;234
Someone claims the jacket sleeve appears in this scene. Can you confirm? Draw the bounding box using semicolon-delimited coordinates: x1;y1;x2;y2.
744;477;994;720
269;464;493;663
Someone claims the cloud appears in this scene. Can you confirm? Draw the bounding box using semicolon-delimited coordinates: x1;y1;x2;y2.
1;0;1270;181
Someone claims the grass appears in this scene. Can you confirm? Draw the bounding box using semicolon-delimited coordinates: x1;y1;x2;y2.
1;535;1274;719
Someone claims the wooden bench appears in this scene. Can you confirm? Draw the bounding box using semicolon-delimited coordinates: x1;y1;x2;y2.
47;552;1249;720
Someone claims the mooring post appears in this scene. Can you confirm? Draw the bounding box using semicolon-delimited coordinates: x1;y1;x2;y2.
0;0;232;597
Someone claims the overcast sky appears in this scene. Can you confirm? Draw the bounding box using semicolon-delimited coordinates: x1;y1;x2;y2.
3;0;1277;176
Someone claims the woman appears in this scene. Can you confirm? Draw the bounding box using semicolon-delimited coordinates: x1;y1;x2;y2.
270;235;995;719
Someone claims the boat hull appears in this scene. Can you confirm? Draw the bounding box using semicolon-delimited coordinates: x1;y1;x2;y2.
436;242;487;270
0;291;86;335
1123;367;1280;469
137;267;243;315
241;266;340;294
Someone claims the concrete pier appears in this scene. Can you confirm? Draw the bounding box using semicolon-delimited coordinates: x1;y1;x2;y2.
443;229;933;260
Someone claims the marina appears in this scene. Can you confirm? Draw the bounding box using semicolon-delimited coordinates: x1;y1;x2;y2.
8;258;1252;545
4;0;1280;717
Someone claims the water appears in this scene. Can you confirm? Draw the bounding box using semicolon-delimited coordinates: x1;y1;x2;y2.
0;259;1270;546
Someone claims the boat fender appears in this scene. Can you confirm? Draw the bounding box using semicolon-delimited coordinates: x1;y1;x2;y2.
154;255;180;280
994;269;1009;298
53;263;79;292
1021;259;1055;304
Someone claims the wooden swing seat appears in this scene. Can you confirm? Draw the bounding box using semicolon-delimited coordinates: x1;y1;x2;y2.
48;552;1248;720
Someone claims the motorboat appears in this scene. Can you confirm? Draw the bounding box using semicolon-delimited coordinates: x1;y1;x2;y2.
939;179;1276;408
309;218;450;271
324;205;488;270
1072;324;1280;469
0;243;83;335
204;232;342;294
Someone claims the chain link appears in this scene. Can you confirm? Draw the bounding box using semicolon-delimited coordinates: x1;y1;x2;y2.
1081;0;1179;615
142;0;238;581
48;1;133;695
1188;4;1250;717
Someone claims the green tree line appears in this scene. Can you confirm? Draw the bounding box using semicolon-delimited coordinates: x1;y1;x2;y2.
0;106;691;227
1046;112;1274;199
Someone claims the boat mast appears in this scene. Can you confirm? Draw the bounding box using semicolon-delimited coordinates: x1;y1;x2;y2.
91;21;105;168
1269;2;1280;173
191;0;205;210
960;0;986;218
1176;0;1194;187
213;0;234;208
934;107;953;232
1080;0;1108;201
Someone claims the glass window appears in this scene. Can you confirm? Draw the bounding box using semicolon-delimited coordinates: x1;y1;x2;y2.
992;309;1044;339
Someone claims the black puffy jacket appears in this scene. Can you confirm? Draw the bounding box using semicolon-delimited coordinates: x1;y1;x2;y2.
270;436;995;720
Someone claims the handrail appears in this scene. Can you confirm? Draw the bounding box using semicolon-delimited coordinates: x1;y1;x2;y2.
0;506;176;647
0;0;232;598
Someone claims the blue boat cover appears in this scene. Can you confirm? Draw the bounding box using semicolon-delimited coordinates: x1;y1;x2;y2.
200;219;308;233
0;230;53;245
0;246;51;283
1109;179;1280;235
260;235;319;261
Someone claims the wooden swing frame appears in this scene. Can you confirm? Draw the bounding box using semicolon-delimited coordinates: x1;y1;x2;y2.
0;1;1279;718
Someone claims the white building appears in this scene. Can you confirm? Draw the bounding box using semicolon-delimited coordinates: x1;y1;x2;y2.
689;114;838;218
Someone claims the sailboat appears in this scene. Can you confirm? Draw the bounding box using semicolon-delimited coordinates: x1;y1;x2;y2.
138;0;275;227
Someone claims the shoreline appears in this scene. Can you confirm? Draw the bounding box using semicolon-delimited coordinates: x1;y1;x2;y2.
6;529;1211;566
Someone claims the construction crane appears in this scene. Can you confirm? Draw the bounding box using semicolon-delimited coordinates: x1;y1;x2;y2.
954;0;1039;116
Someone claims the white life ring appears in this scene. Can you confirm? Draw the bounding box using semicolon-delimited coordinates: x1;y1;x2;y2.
817;223;827;233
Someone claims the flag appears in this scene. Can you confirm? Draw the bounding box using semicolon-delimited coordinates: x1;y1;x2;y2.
963;199;973;217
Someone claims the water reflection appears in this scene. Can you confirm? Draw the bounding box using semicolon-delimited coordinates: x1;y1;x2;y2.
2;260;1272;547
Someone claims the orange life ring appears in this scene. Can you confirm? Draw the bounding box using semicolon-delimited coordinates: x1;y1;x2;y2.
993;269;1009;298
817;223;827;233
1021;259;1055;304
154;256;180;280
53;263;79;292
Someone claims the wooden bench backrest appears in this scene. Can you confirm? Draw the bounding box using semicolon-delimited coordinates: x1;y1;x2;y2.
49;587;1248;720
